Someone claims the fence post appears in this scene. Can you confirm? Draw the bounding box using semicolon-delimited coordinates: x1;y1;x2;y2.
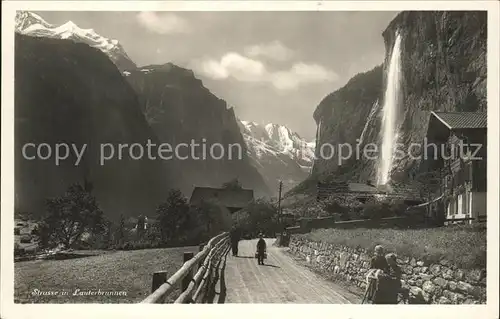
182;252;194;292
198;244;205;269
151;271;168;293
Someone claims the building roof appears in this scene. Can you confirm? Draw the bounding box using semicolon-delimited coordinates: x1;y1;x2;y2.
189;187;254;209
431;112;487;130
317;181;422;200
317;182;379;194
348;182;379;193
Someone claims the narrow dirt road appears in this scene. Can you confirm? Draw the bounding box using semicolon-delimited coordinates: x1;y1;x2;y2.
224;238;358;303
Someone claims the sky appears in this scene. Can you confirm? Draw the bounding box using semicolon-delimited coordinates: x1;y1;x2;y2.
34;11;399;140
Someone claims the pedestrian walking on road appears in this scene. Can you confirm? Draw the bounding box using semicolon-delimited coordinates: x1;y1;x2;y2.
256;233;267;265
230;226;241;256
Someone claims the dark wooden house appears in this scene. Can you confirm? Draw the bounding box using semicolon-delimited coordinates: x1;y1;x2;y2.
423;111;487;224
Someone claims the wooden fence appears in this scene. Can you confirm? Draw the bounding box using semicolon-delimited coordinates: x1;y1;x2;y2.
142;232;230;304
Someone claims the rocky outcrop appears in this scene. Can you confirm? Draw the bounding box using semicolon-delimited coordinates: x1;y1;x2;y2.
15;34;169;220
309;11;487;185
289;237;486;304
124;64;271;197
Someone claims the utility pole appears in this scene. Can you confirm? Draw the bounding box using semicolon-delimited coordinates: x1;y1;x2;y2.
277;181;283;230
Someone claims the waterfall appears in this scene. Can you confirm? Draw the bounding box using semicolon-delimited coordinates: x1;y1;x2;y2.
377;32;403;186
358;99;379;145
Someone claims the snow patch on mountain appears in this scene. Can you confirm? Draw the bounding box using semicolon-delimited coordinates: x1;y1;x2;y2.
240;120;315;167
238;120;316;193
15;11;136;71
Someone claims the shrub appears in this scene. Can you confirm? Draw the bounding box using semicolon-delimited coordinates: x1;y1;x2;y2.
31;226;39;235
360;198;407;220
20;234;32;243
235;199;279;236
323;194;365;220
14;243;25;256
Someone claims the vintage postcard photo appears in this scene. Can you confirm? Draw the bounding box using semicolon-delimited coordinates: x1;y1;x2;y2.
1;1;498;319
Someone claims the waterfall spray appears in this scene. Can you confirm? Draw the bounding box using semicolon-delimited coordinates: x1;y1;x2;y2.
377;32;403;186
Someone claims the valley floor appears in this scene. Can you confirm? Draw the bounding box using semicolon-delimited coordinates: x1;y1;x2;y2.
14;246;199;303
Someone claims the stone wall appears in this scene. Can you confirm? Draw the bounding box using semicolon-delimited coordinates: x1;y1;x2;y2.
288;236;486;304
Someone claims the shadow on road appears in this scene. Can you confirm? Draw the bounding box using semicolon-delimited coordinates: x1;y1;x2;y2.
235;256;255;259
261;264;280;268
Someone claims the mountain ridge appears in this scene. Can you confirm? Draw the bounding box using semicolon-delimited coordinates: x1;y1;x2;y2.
238;120;315;194
15;11;137;71
15;11;313;198
15;33;169;221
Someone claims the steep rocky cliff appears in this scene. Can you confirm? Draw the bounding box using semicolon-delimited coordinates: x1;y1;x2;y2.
312;65;383;182
384;11;487;176
124;64;271;197
15;34;169;220
309;11;487;186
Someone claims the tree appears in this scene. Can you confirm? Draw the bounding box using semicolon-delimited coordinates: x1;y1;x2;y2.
415;170;445;198
136;215;146;239
240;199;278;236
115;214;126;245
414;169;447;225
222;178;243;190
41;183;106;249
192;200;232;236
102;219;113;248
156;189;190;243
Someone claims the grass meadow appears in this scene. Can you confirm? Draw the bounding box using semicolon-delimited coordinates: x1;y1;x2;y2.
299;223;486;269
15;246;199;303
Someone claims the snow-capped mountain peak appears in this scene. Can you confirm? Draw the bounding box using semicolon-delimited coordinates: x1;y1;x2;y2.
238;120;315;166
238;119;316;192
15;11;52;30
15;11;137;71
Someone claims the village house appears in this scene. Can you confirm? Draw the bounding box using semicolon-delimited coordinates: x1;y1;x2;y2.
423;111;487;224
189;186;254;214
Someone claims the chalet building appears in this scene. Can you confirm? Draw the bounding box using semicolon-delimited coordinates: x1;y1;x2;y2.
423;111;487;224
189;187;254;214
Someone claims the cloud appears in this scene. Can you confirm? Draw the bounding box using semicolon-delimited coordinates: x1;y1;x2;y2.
199;53;266;81
136;12;190;34
271;63;339;90
193;53;337;90
244;41;294;61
